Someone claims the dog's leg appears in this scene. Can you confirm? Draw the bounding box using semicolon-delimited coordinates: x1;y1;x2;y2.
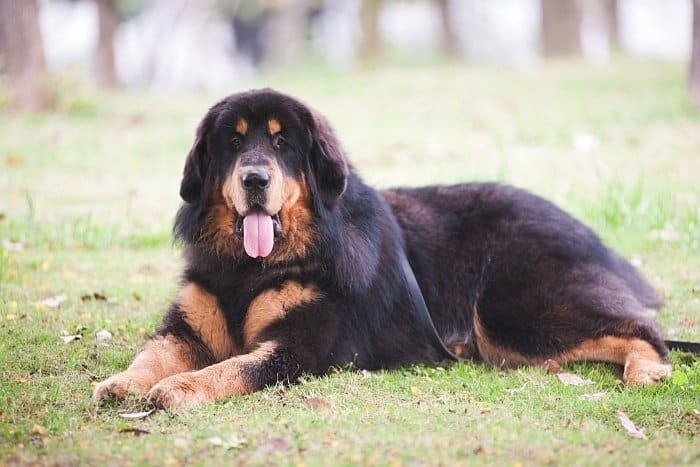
94;282;236;402
146;340;299;410
92;335;196;401
560;336;671;385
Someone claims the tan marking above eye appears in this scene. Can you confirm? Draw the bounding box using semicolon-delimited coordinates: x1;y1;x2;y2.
268;118;282;135
235;118;248;135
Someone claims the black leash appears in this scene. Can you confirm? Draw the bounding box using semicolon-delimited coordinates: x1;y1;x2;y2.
664;340;700;354
399;252;468;362
399;251;700;359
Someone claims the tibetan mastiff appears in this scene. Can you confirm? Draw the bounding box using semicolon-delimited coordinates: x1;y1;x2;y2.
94;89;671;410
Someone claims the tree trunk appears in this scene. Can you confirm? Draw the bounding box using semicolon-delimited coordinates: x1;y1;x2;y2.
0;0;51;110
604;0;619;49
359;0;382;61
540;0;583;57
691;0;700;109
95;0;120;89
435;0;459;58
263;1;308;68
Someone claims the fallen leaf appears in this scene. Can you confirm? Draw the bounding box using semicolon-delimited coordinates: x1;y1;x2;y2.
578;392;609;401
479;408;492;415
542;359;561;374
30;424;46;435
473;445;485;456
304;397;331;410
207;435;247;450
571;131;599;153
61;335;81;344
257;437;290;454
95;329;112;341
120;427;150;436
207;436;224;446
118;409;154;420
556;372;594;386
5;155;24;166
81;292;108;302
410;386;422;396
2;239;26;251
37;295;67;308
617;410;646;440
138;264;160;275
604;443;615;453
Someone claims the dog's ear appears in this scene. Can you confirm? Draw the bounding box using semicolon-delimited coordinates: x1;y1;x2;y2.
179;122;210;204
307;111;349;206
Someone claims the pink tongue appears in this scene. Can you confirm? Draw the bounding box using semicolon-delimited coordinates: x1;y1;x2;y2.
243;212;274;258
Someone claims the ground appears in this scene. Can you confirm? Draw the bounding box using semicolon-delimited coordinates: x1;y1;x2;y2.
0;59;699;465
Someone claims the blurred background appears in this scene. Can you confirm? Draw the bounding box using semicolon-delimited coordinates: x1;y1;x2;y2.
0;1;699;301
1;3;699;461
1;4;700;451
0;0;698;105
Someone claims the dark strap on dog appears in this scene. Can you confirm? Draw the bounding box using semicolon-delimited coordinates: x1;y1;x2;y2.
399;252;469;362
400;250;700;359
664;340;700;353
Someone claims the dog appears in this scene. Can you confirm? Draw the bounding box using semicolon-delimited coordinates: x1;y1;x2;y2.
93;89;671;410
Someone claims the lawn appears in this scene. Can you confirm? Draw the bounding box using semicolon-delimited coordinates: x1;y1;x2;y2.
1;59;699;465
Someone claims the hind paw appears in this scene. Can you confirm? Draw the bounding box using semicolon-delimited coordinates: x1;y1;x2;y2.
623;359;672;386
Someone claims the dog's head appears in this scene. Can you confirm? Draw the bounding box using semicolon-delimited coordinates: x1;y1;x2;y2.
179;88;349;261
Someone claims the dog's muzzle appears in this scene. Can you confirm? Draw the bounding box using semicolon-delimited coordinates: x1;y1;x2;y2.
242;169;270;192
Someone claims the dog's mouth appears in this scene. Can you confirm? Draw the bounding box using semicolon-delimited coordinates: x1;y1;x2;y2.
235;209;283;259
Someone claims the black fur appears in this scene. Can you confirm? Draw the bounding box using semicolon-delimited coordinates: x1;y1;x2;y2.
164;88;668;390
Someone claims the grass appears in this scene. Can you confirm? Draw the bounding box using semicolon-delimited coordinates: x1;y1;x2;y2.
1;59;699;465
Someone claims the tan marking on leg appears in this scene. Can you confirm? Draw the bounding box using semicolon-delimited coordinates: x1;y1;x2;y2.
244;281;320;344
267;117;281;135
147;341;278;410
559;336;671;386
178;283;237;361
93;335;193;401
473;311;537;367
446;342;476;359
235;117;248;135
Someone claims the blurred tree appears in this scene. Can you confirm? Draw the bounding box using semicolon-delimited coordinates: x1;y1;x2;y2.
360;0;382;61
263;0;311;67
604;0;619;48
359;0;461;62
218;0;322;68
692;0;700;108
95;0;120;88
0;0;51;110
436;0;459;58
540;0;582;57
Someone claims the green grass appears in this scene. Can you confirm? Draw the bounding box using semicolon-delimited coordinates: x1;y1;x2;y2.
1;59;699;465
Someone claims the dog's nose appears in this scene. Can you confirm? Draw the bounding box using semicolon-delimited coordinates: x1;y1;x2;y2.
242;169;270;191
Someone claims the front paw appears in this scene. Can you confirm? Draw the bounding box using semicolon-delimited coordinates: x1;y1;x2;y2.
147;372;211;410
93;371;153;402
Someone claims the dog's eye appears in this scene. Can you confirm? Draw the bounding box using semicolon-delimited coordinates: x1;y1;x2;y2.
231;136;242;149
273;134;286;149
